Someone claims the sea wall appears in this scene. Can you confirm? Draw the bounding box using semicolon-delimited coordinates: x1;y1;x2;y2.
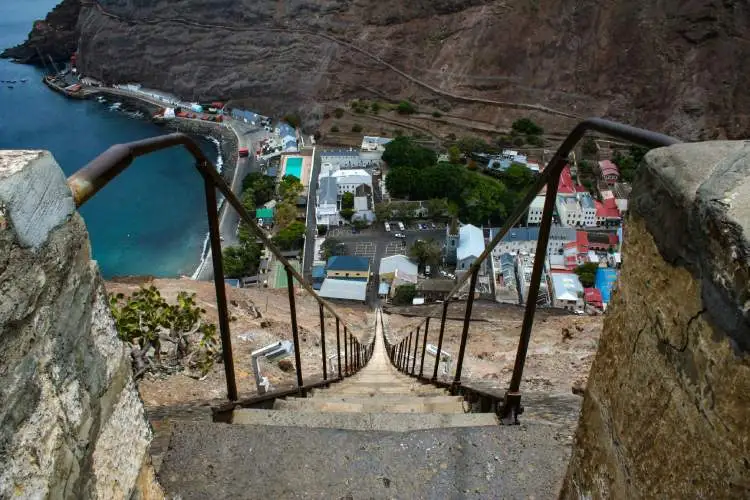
163;118;239;181
561;142;750;498
0;151;162;499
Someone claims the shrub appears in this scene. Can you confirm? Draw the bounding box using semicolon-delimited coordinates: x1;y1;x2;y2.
352;124;363;133
331;125;340;133
397;100;417;114
432;110;442;118
334;108;344;118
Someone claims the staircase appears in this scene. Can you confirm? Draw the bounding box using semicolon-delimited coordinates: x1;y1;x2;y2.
157;311;573;498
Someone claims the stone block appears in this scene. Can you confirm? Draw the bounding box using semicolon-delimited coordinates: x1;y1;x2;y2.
562;142;750;498
0;150;156;499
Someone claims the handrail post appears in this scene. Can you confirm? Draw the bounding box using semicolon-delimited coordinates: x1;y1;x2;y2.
336;318;342;379
406;332;413;374
433;300;449;381
419;317;430;378
411;326;420;375
343;327;349;375
319;304;327;380
398;341;404;370
453;268;478;388
286;268;304;389
502;167;562;424
203;178;238;401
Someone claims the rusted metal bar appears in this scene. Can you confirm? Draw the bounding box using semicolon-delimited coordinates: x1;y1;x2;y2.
286;268;303;389
336;318;342;378
204;178;237;401
453;268;479;387
419;317;430;377
411;326;420;375
319;304;327;380
433;300;449;381
343;327;349;375
501;167;563;423
398;341;404;370
406;332;413;374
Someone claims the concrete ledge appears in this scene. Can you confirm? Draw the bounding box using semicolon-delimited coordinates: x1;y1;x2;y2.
0;150;75;250
632;141;750;353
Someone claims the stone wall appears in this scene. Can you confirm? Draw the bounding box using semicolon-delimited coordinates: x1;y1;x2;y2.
561;142;750;498
0;151;162;499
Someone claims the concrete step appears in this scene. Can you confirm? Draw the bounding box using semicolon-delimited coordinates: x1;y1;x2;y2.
159;421;570;499
231;409;497;431
274;396;464;414
328;385;447;396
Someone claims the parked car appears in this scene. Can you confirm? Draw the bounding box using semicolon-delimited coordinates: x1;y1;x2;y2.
394;233;406;239
425;265;431;276
384;222;391;232
431;223;437;229
397;222;405;231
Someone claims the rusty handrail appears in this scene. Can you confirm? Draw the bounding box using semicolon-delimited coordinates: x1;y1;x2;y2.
67;132;372;401
386;117;681;423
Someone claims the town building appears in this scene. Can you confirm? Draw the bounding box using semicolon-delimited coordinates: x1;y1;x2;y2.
379;255;418;281
315;161;374;227
527;196;546;225
325;256;370;281
318;279;367;302
595;198;622;227
445;219;460;264
516;253;550;305
598;160;620;184
595;267;618;309
315;176;340;226
417;279;456;302
389;269;418;299
255;207;274;226
493;226;577;255
456;224;485;272
556;196;583;227
331;169;372;194
550;272;584;311
584;288;604;309
612;183;632;214
578;193;597;227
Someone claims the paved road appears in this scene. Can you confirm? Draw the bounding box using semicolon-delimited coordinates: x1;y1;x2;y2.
302;147;321;282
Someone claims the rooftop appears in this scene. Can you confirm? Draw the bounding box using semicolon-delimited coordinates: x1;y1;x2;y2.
599;160;620;177
331;169;370;179
379;255;418;276
326;255;370;272
318;278;368;301
457;224;485;262
558;166;576;195
318;176;338;205
550;272;584;302
578;193;596;209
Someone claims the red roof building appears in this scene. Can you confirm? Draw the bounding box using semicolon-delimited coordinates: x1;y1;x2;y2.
598;160;620;184
576;231;589;254
596;198;621;224
558;165;576;195
584;288;603;308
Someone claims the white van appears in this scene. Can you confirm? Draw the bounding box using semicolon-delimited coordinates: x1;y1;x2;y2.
398;221;405;231
384;222;391;232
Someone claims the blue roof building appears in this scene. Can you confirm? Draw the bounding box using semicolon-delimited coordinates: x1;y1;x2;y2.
326;255;370;273
595;268;618;304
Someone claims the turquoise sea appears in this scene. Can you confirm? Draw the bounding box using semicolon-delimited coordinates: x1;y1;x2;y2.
0;0;217;278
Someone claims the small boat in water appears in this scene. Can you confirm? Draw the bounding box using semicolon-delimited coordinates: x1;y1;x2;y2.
7;85;13;89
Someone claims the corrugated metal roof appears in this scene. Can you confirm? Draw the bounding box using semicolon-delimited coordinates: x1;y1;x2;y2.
319;279;368;301
318;176;338;205
255;208;274;219
550;272;583;301
457;224;484;262
379;255;418;276
327;255;370;272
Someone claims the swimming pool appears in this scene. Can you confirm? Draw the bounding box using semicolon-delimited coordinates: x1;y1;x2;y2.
284;157;303;179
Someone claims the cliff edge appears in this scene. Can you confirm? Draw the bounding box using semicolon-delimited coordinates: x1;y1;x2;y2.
1;0;80;64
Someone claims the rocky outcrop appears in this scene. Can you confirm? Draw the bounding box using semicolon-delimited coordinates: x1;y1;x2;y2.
561;142;750;498
1;0;80;64
68;0;749;138
0;151;161;498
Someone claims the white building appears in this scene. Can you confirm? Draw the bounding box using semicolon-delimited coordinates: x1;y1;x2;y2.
493;226;577;256
527;195;546;225
379;255;418;279
456;224;485;271
556;196;584;227
315;175;340;226
515;253;550;305
550;272;584;311
578;193;598;227
331;169;372;194
319;278;368;302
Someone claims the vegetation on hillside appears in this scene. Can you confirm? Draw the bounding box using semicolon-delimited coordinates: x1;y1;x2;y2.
109;287;221;379
382;137;536;225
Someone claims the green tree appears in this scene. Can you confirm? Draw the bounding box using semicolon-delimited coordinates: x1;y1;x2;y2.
279;175;303;201
425;198;450;219
109;286;220;378
385;166;420;199
397;100;417;114
334;108;344;118
223;242;261;278
341;192;354;210
578;159;593;176
502;163;535;191
432;110;442;118
582;136;598;158
447;145;462;164
511;118;543;136
273;221;306;250
340;208;355;222
392;284;417;305
283;113;301;128
276;202;297;227
351;124;363;133
317;224;327;236
456;136;492;155
331;125;340;133
409;239;442;269
374;202;392;222
574;262;599;288
526;134;544;147
242;172;275;206
321;238;346;259
371;102;380;114
382;136;437;169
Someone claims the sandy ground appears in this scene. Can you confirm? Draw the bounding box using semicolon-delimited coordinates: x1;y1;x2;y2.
106;278;374;407
383;302;602;394
105;279;601;408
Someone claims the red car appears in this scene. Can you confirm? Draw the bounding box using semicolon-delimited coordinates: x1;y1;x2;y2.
238;147;249;157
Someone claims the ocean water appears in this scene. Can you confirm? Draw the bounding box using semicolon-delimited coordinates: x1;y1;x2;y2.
0;0;217;278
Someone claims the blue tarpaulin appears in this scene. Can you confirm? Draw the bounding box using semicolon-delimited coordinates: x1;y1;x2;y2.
595;268;618;303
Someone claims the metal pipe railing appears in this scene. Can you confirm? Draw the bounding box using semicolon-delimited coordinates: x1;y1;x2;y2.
67;132;373;402
383;118;681;423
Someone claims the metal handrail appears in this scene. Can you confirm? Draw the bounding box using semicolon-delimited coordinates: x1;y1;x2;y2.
385;117;681;423
67;132;373;401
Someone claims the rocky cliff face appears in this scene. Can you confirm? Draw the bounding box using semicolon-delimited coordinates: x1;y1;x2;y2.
71;0;750;139
1;0;80;64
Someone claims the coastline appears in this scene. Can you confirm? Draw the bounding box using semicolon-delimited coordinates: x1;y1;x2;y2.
82;86;244;281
